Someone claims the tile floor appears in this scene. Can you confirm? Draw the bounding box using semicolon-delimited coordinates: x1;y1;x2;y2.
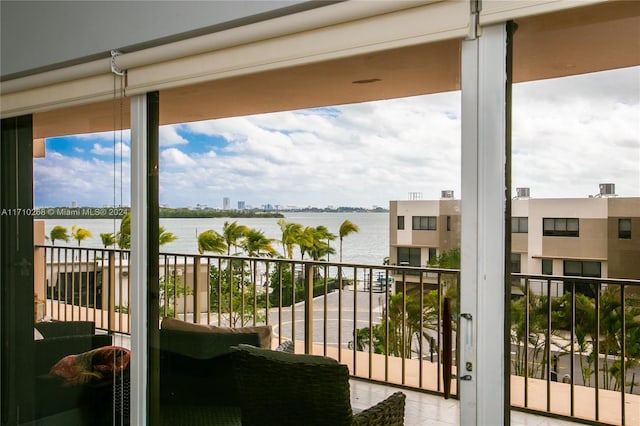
350;379;580;426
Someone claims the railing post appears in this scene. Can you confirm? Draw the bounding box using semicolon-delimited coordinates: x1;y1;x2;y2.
304;263;314;354
193;255;201;323
108;251;116;332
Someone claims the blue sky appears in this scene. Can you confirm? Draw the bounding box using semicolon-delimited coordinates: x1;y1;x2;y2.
34;66;640;209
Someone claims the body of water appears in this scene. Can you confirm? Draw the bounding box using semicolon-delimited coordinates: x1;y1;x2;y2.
40;212;390;266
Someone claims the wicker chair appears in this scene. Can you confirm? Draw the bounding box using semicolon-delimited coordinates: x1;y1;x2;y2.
232;344;405;426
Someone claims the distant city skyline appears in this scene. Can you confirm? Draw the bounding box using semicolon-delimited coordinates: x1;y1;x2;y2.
34;66;639;208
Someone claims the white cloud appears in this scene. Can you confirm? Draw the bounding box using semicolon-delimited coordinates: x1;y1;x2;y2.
160;125;189;146
162;93;463;207
90;142;130;157
161;148;197;167
512;67;640;198
34;151;130;207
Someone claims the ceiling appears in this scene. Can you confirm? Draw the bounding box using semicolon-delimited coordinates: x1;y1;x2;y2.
32;1;639;139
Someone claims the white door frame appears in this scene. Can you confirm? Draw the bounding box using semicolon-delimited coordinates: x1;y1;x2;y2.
460;22;509;426
130;94;149;426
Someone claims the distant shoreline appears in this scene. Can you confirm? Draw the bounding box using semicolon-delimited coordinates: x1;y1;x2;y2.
32;206;388;220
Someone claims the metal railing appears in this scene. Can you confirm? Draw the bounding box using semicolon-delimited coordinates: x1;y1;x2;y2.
35;245;640;425
510;273;640;426
36;245;459;397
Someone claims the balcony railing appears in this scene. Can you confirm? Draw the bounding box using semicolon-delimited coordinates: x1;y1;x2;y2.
35;245;640;425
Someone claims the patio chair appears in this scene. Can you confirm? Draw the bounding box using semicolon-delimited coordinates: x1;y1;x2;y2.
232;344;406;426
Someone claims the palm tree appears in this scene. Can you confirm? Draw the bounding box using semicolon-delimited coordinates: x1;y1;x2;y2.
116;212;176;248
117;212;131;249
159;226;178;246
298;226;315;260
241;228;278;257
223;221;249;255
100;232;115;248
338;219;359;262
197;230;227;254
300;226;335;261
71;225;92;246
49;225;70;245
277;219;302;259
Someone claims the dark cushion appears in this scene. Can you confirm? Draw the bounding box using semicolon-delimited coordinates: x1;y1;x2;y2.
159;328;262;406
161;317;272;349
160;404;241;426
232;344;353;426
35;321;95;338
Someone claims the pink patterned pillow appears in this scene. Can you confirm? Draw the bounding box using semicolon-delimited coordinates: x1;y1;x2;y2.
49;346;130;386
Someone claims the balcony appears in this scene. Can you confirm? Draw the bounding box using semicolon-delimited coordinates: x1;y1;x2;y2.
35;245;640;425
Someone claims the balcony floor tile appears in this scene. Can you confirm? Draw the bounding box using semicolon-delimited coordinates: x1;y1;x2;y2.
350;379;581;426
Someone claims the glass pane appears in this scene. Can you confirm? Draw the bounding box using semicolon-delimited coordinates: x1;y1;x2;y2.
582;261;601;277
156;38;464;412
513;7;639;418
543;218;554;232
511;254;521;273
619;218;631;231
31;116;131;425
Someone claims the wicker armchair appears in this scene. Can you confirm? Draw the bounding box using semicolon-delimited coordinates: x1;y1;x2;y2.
232;344;405;426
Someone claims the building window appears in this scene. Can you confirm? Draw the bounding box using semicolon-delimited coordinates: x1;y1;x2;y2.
511;253;521;274
542;259;553;275
564;260;601;298
398;215;405;230
412;216;437;230
397;247;421;267
543;218;579;237
564;260;601;278
512;217;528;233
619;218;631;239
428;248;437;262
446;216;451;231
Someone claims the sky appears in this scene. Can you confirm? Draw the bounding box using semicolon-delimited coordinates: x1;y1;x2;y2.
34;66;640;209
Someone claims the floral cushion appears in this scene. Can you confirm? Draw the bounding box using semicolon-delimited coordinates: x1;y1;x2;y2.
49;345;130;386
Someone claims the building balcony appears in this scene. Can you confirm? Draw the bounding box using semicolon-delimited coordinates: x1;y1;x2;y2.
35;245;640;425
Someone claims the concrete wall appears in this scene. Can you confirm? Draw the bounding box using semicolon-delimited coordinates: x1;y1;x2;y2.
607;199;640;279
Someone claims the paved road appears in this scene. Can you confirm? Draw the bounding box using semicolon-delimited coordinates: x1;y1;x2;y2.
269;287;387;347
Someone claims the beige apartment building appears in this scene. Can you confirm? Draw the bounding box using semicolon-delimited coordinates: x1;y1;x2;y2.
389;188;640;283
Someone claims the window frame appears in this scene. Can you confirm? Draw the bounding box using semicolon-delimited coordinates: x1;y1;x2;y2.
543;218;579;237
618;218;631;239
564;260;601;278
512;217;528;233
398;215;405;230
428;247;437;263
397;247;421;267
412;215;437;231
510;253;521;274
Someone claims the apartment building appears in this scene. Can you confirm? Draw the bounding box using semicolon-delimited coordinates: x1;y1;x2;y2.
389;187;640;281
